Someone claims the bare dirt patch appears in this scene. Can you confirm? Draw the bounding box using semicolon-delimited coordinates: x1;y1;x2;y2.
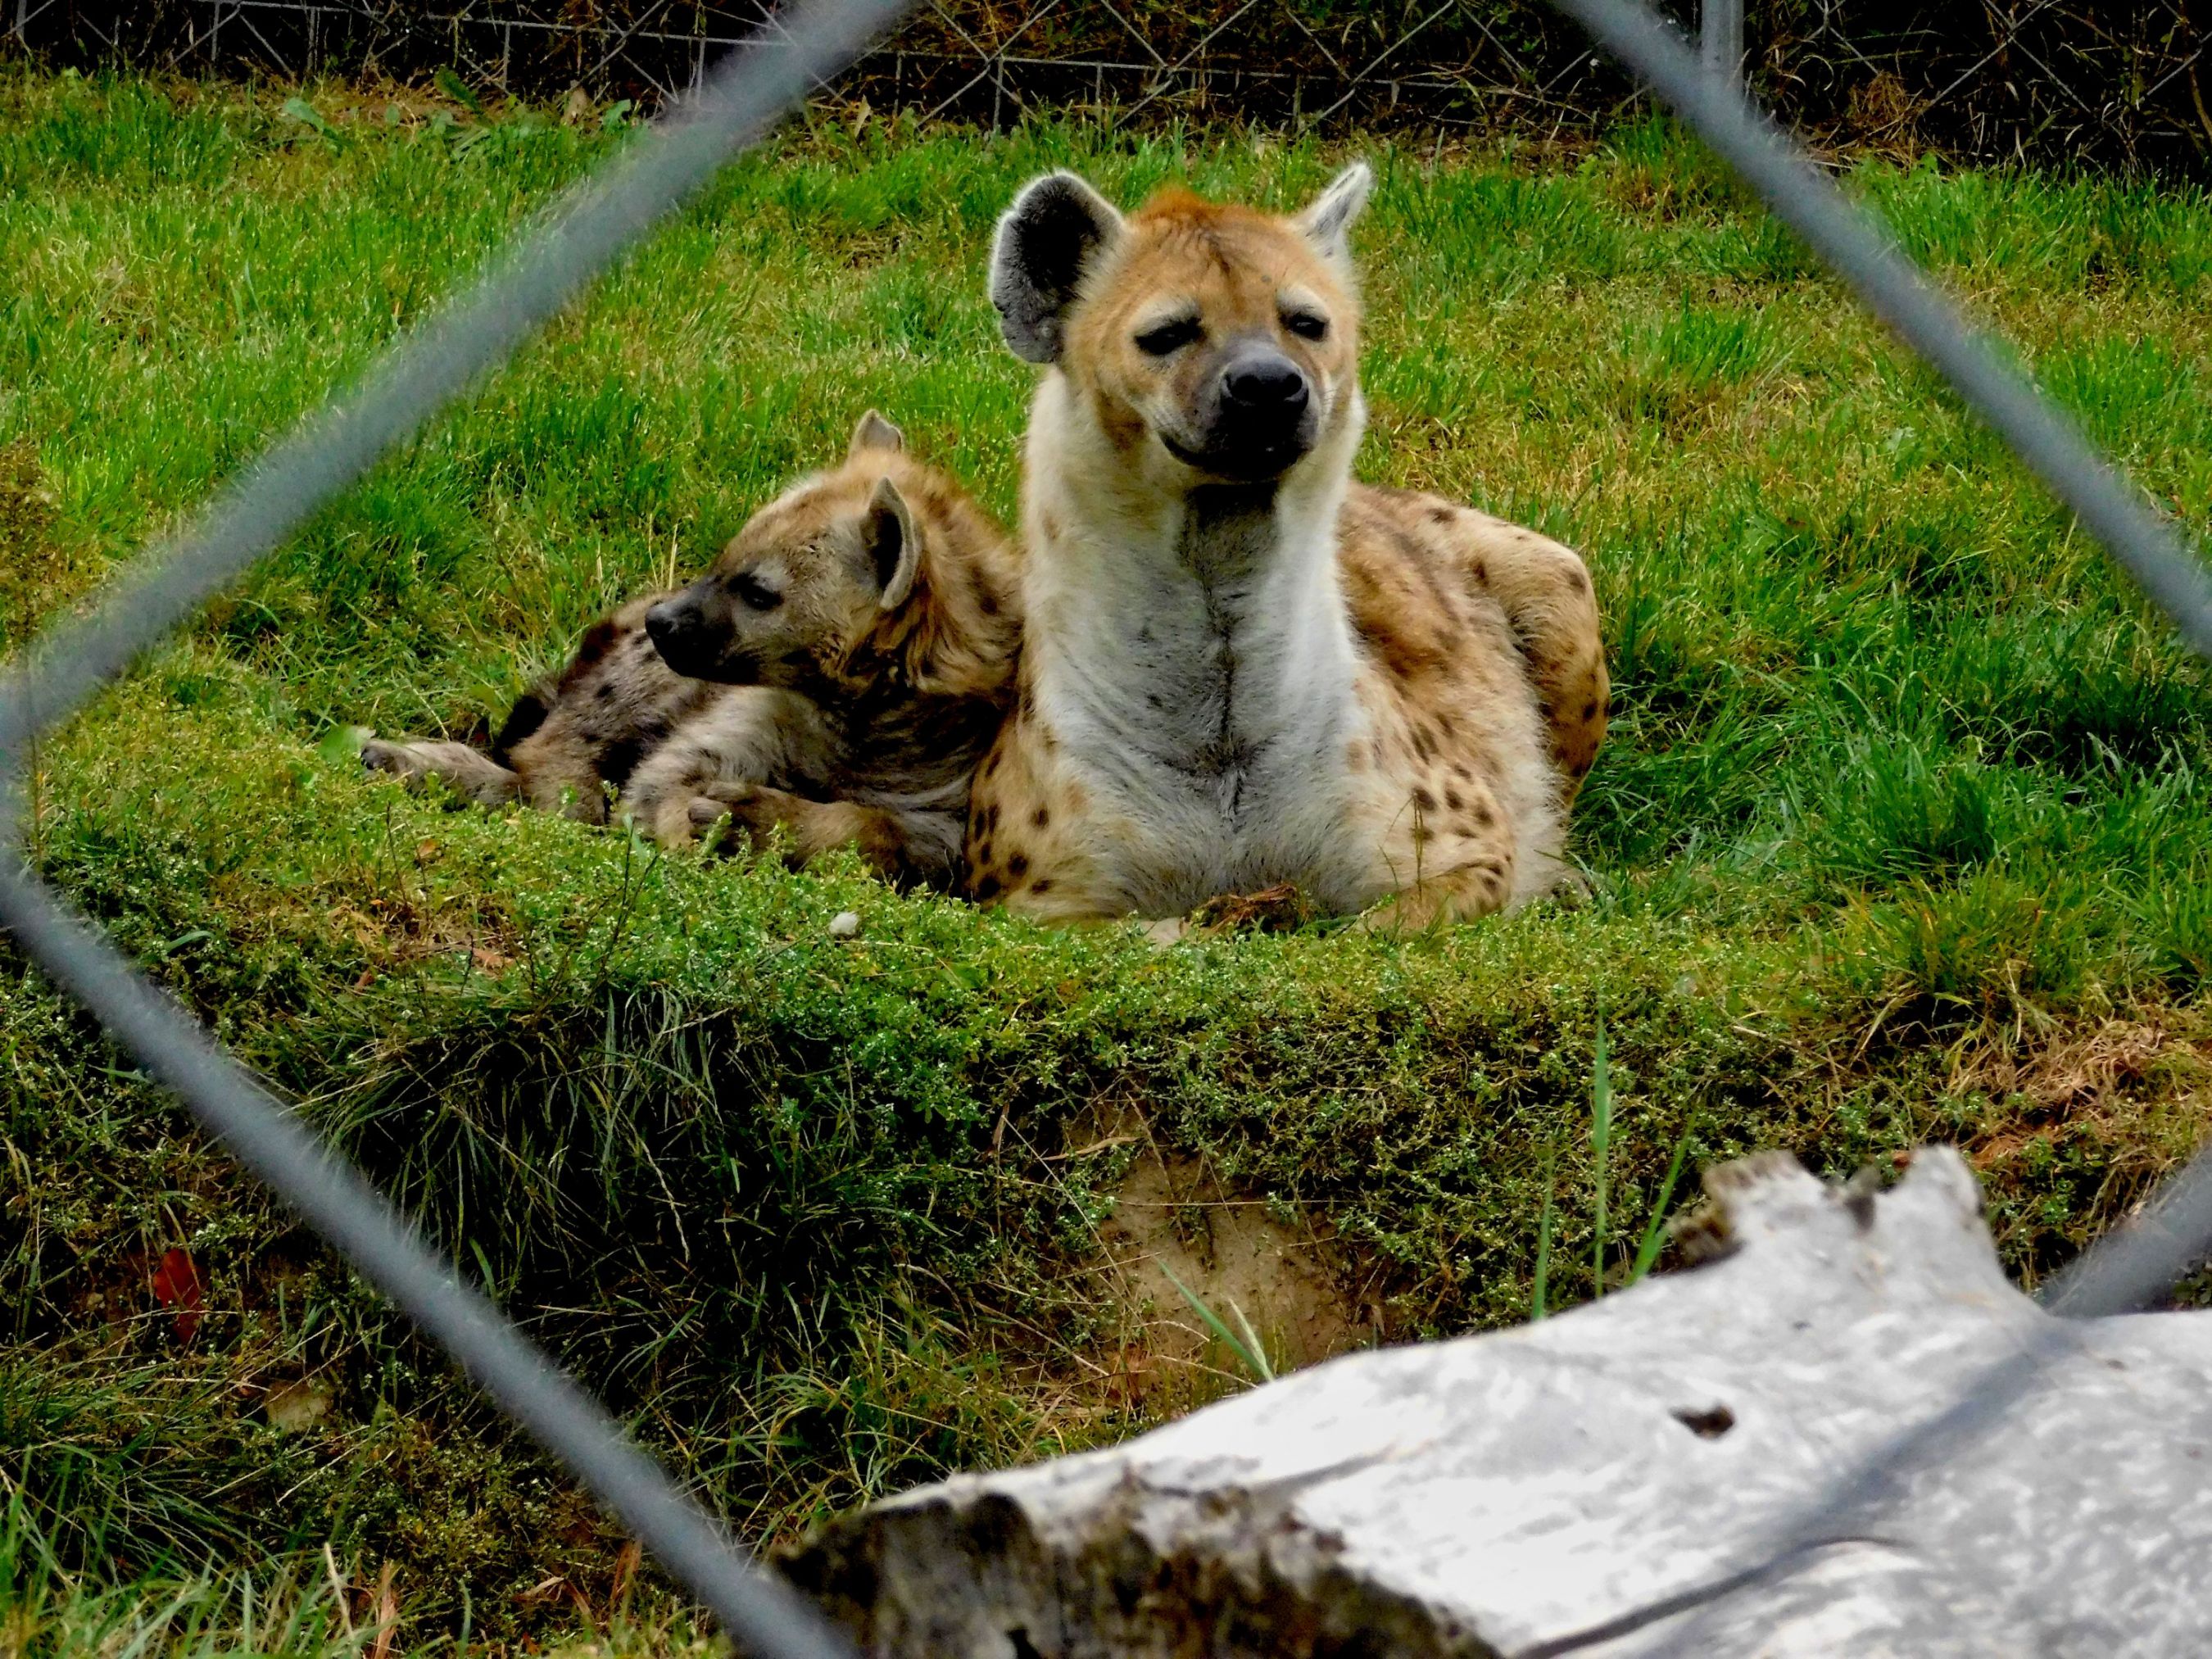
1093;1145;1368;1408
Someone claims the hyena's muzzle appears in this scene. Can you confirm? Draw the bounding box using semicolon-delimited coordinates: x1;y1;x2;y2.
1163;338;1319;483
644;585;763;684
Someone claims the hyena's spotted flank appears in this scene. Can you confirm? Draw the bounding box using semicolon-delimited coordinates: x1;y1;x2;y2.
963;163;1606;927
363;413;1022;887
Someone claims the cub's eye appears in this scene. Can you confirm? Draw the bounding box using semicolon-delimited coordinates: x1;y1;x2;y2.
1135;317;1202;356
729;572;783;612
1283;310;1329;342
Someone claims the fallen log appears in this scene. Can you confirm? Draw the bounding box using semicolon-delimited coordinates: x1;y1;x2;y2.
782;1149;2212;1656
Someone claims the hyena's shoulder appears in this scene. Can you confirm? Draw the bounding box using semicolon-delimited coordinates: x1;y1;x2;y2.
1345;483;1608;794
1337;487;1519;692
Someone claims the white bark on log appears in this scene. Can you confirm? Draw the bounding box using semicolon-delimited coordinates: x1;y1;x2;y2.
782;1149;2212;1657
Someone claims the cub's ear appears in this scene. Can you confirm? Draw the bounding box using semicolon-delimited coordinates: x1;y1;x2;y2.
1294;161;1373;265
990;171;1125;365
864;475;922;610
849;409;905;456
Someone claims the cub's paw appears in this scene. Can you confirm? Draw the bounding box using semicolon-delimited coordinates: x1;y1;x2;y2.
643;787;762;850
360;737;428;784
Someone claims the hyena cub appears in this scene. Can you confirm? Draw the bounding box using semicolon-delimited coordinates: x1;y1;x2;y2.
362;413;1021;886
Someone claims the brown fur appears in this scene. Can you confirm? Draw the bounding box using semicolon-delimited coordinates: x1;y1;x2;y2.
1351;485;1608;796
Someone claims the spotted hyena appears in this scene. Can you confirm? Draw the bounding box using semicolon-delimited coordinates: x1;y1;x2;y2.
963;164;1607;927
363;413;1021;886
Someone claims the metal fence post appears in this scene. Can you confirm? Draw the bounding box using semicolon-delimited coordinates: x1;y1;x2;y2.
1700;0;1741;87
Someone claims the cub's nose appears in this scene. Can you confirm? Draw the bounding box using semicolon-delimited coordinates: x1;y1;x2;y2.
644;599;687;649
1221;352;1309;412
645;597;706;672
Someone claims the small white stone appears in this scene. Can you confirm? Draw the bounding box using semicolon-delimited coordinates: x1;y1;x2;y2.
828;910;862;939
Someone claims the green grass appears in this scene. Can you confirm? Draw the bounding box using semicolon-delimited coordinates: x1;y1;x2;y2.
4;64;2212;1644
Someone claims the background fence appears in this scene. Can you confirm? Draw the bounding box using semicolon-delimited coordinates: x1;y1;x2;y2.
9;0;2212;1652
11;1;2212;174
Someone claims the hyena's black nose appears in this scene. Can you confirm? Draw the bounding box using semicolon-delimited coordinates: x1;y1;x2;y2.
1222;351;1309;412
645;597;707;673
643;600;686;650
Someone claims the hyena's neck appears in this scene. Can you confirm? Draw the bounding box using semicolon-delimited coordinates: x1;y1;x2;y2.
1021;379;1362;788
820;675;1007;797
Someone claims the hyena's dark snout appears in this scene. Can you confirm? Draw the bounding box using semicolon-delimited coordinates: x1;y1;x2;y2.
645;593;718;679
1221;350;1309;420
1190;346;1317;480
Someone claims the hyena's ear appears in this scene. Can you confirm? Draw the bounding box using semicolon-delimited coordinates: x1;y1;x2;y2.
990;171;1126;365
863;475;922;610
849;409;905;456
1294;161;1374;265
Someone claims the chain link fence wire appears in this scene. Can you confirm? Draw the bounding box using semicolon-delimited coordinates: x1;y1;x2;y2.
5;0;2212;1648
13;2;2212;173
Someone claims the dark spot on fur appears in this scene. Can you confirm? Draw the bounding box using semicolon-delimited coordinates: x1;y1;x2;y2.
1582;700;1598;720
1030;878;1053;893
1445;786;1463;811
1007;854;1029;878
1430;505;1453;524
599;735;646;789
975;873;1002;900
979;591;1001;616
1353;614;1435;682
1571;568;1589;592
1435;709;1455;736
1146;692;1164;709
986;804;1001;832
1473;560;1487;582
568;619;621;674
1032;806;1050;827
595;682;616;700
490;691;550;763
1412;786;1437;813
1474;802;1494;827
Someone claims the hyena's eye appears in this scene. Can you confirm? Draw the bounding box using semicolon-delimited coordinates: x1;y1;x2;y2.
1282;310;1329;342
1135;316;1202;356
729;572;783;612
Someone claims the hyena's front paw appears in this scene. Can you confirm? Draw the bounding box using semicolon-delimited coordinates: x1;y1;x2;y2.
637;787;753;850
683;786;786;854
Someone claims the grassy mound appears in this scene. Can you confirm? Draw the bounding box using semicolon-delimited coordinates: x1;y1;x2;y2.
2;66;2210;1645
